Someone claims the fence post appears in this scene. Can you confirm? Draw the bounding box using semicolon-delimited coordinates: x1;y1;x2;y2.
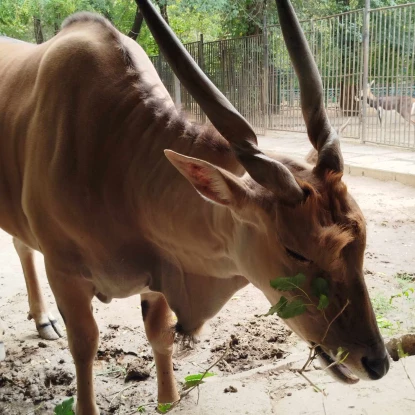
276;69;281;114
361;0;370;144
198;34;206;123
156;54;162;75
173;76;181;109
262;14;269;133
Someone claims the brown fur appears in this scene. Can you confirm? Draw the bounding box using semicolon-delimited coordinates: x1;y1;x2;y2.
280;172;357;270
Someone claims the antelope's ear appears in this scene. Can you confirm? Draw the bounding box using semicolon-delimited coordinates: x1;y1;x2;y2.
164;150;248;207
370;80;375;86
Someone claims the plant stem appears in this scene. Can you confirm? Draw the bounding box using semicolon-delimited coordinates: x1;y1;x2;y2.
180;342;231;400
151;340;232;413
297;370;326;396
108;384;136;408
321;299;350;344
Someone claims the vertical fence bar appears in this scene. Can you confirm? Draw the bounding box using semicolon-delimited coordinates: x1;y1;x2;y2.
391;9;397;144
369;7;377;141
173;75;181;108
385;10;392;138
262;14;269;132
198;34;206;123
335;15;341;132
410;6;415;148
361;0;370;143
399;7;406;145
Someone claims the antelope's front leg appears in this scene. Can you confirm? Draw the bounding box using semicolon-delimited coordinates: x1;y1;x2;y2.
141;292;179;405
46;261;99;415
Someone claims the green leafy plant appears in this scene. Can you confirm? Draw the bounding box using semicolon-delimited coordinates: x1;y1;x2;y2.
266;296;306;318
157;403;173;413
54;397;75;415
266;273;355;396
390;287;414;304
266;273;330;319
397;341;409;359
311;277;330;310
372;294;394;315
335;347;349;365
137;405;146;413
376;315;395;329
270;273;306;291
184;372;215;388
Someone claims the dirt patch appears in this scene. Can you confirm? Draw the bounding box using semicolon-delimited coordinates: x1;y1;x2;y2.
224;385;238;393
0;342;75;409
44;368;74;387
209;316;292;373
124;360;151;382
0;284;295;414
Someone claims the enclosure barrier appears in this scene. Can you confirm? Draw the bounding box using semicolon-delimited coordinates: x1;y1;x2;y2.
150;3;415;149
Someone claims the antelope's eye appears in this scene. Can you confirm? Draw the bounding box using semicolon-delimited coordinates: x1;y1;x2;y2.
285;247;311;263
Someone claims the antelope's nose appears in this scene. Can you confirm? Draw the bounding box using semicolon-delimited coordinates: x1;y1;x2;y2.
362;354;390;379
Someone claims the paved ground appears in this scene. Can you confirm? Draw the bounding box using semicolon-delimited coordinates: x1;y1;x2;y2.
259;131;415;186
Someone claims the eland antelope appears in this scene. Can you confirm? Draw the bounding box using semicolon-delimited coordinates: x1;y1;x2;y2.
0;0;389;413
361;80;415;125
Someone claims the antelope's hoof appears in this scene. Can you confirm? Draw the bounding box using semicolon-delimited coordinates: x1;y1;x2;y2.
37;318;64;340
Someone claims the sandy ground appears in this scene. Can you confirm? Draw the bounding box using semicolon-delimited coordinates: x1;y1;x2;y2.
1;174;415;415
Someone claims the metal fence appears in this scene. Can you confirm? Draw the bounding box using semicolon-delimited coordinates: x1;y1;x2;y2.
150;34;266;134
150;3;415;149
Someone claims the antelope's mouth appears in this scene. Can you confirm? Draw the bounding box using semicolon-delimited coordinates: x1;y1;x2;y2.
315;345;359;384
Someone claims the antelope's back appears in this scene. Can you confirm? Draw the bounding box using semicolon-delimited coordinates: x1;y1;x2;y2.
0;14;174;247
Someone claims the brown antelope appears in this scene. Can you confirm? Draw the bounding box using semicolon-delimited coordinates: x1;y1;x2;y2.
0;0;389;413
362;80;415;125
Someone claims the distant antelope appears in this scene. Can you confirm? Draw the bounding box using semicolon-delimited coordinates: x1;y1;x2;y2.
361;80;415;125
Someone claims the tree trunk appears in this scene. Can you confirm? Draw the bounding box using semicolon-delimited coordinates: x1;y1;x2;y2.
154;0;169;25
54;10;61;36
33;17;44;44
245;0;265;36
128;6;144;40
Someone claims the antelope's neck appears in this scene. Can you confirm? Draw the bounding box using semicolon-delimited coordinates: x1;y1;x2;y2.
125;105;244;278
367;95;378;108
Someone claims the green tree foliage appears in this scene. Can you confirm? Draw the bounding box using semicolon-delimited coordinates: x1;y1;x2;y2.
0;0;113;42
1;0;414;71
0;0;222;54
